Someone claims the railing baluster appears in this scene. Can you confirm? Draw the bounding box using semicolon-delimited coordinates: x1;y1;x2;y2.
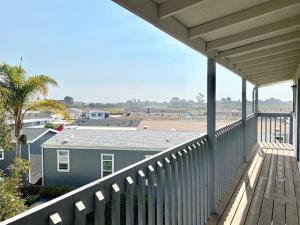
49;213;62;225
279;116;282;143
148;165;156;225
177;152;183;225
284;116;287;143
75;201;86;225
164;157;172;225
171;154;178;225
111;184;120;225
95;191;105;225
156;161;164;225
265;116;267;142
195;143;201;225
204;141;209;223
274;116;277;143
269;116;272;142
199;142;205;225
187;146;193;225
191;145;197;225
126;177;134;225
138;170;146;225
182;149;188;225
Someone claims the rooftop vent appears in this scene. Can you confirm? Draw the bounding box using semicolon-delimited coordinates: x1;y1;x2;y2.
62;138;70;144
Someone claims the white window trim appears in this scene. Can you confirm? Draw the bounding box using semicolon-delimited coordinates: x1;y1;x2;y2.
0;150;4;160
57;150;70;172
101;154;114;178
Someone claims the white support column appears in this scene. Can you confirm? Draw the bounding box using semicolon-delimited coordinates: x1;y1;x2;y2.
207;57;216;213
255;87;259;113
252;88;255;113
242;78;247;161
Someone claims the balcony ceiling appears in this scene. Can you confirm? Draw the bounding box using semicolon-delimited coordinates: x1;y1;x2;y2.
112;0;300;86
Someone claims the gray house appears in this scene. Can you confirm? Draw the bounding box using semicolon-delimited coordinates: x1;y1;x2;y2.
0;128;58;184
42;129;199;187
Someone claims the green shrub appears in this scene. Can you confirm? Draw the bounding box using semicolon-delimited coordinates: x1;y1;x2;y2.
20;185;41;198
25;195;41;206
39;184;73;200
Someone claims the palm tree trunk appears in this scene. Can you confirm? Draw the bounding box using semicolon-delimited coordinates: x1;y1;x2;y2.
15;137;22;158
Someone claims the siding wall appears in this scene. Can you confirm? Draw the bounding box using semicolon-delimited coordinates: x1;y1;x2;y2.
43;147;161;187
0;143;29;172
30;132;57;184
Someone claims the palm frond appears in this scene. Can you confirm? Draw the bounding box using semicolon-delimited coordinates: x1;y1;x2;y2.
25;75;58;96
24;100;71;120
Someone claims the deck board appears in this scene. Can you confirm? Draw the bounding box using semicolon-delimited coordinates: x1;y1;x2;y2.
207;143;299;225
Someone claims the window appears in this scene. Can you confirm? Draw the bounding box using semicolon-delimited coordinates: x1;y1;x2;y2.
101;154;114;177
57;150;70;172
0;150;4;160
98;113;102;117
92;113;96;117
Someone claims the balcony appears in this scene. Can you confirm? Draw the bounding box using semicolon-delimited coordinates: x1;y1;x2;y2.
1;0;300;224
1;112;297;225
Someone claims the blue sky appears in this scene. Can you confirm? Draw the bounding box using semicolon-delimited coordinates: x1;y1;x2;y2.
0;0;292;103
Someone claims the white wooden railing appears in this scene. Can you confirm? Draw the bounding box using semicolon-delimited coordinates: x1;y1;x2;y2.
1;115;258;225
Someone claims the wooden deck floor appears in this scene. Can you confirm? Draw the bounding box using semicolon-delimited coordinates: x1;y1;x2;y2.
207;142;300;225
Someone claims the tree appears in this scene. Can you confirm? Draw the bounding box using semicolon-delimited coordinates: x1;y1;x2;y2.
170;97;180;105
196;92;205;103
0;158;29;221
64;96;74;105
226;97;232;102
0;64;70;158
0;103;28;221
0;104;12;151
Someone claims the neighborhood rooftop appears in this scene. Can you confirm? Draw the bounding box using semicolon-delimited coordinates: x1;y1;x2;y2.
11;128;57;143
70;118;141;127
42;129;200;150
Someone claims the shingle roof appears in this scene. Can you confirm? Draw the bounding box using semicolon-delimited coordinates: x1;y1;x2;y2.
42;129;201;150
11;128;57;143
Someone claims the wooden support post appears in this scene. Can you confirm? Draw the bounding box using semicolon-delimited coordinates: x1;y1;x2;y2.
207;57;216;213
242;78;247;161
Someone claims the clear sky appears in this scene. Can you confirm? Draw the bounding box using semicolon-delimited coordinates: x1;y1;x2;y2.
0;0;293;103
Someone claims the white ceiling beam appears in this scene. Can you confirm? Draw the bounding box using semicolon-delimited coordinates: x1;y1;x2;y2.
253;74;293;84
229;41;300;64
259;79;293;86
159;0;207;19
252;73;293;82
207;15;300;51
247;68;297;78
189;0;300;39
236;49;300;67
240;58;300;72
246;64;299;76
218;30;300;58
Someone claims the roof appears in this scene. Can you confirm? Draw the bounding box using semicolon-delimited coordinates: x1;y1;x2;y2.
42;129;201;150
112;0;300;86
12;128;58;143
69;118;141;127
87;110;108;113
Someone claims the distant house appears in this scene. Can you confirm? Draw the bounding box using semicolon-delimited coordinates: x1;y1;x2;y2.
42;129;198;187
68;108;82;119
0;128;58;184
85;110;109;120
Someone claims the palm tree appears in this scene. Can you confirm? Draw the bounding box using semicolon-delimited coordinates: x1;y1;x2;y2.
0;64;69;158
